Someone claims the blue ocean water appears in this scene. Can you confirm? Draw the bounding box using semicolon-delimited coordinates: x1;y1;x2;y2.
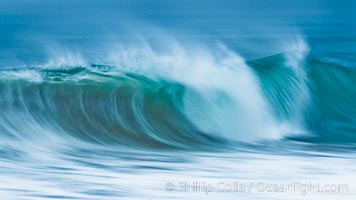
0;0;356;199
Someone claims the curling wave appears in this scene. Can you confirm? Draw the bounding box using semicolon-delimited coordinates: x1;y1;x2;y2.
0;44;355;149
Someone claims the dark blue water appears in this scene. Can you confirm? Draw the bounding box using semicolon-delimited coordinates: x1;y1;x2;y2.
1;0;355;65
0;0;356;199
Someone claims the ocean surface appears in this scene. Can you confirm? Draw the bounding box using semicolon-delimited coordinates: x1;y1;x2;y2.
0;0;356;199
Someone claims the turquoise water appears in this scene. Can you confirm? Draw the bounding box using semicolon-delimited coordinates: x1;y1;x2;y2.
0;0;356;199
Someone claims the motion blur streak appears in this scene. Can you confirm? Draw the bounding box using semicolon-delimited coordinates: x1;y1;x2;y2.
0;0;355;199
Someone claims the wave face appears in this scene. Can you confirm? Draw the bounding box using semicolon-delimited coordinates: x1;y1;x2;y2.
1;44;355;149
0;68;224;149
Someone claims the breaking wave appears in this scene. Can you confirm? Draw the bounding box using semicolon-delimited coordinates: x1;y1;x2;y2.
1;40;355;149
